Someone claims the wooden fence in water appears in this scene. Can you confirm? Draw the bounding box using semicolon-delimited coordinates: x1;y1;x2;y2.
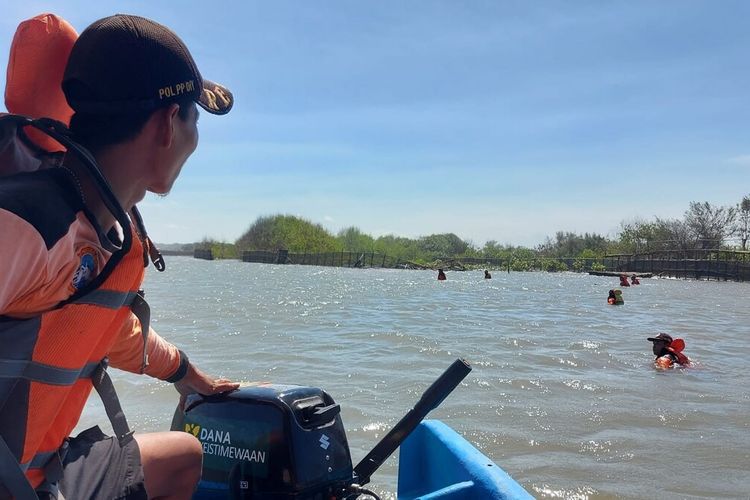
188;248;750;282
239;251;605;272
241;250;408;269
193;248;214;260
606;249;750;282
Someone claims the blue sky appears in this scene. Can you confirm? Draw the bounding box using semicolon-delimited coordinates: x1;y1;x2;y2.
2;1;749;247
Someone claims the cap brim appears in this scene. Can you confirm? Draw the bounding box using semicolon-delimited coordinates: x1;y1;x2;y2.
198;79;233;115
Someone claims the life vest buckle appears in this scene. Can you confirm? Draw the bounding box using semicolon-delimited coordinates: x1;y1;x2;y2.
117;430;135;447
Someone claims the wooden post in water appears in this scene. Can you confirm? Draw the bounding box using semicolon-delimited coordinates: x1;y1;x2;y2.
724;251;728;281
667;250;680;278
650;252;654;274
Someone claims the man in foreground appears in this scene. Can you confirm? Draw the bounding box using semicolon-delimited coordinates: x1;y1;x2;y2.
1;14;238;499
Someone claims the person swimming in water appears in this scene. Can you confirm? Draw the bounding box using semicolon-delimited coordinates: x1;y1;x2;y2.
619;274;630;287
647;333;690;368
437;268;446;281
484;269;491;279
607;289;624;305
631;274;640;285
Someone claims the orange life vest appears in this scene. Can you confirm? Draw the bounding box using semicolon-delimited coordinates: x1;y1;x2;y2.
0;222;147;490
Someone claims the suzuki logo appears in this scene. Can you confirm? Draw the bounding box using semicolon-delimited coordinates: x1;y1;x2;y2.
319;434;330;450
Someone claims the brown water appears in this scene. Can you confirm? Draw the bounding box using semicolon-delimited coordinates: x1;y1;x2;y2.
77;257;750;498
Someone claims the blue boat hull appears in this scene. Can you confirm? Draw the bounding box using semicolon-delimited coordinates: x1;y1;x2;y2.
398;420;533;499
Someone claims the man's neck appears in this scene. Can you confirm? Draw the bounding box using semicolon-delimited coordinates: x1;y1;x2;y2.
63;143;149;231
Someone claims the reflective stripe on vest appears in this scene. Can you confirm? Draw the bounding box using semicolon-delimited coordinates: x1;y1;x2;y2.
0;360;100;385
72;289;139;309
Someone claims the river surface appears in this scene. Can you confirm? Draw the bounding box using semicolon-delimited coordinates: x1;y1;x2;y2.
76;257;750;499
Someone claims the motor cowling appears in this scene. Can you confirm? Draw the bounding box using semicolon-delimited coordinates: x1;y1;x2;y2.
170;384;353;499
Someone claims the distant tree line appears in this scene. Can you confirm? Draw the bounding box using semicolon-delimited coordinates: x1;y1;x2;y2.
617;195;750;253
192;194;750;262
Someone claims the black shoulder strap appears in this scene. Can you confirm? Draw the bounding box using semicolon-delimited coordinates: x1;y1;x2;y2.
1;114;133;255
130;206;165;272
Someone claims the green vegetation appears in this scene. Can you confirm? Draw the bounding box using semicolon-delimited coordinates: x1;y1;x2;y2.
189;194;749;267
617;196;748;254
235;215;340;253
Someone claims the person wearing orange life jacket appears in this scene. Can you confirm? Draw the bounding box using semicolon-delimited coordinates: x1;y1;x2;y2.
647;333;690;369
0;14;238;500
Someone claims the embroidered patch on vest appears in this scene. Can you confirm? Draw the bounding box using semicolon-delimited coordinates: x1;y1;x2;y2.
71;246;97;291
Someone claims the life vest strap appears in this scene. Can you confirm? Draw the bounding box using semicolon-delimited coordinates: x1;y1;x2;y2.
0;436;38;500
91;360;133;446
130;206;166;272
666;347;689;366
25;449;55;470
0;359;100;385
130;292;151;372
72;289;138;309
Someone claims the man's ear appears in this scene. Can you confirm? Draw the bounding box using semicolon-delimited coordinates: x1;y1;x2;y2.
152;103;181;148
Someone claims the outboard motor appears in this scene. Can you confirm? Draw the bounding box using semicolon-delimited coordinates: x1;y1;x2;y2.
171;384;353;499
171;359;472;499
